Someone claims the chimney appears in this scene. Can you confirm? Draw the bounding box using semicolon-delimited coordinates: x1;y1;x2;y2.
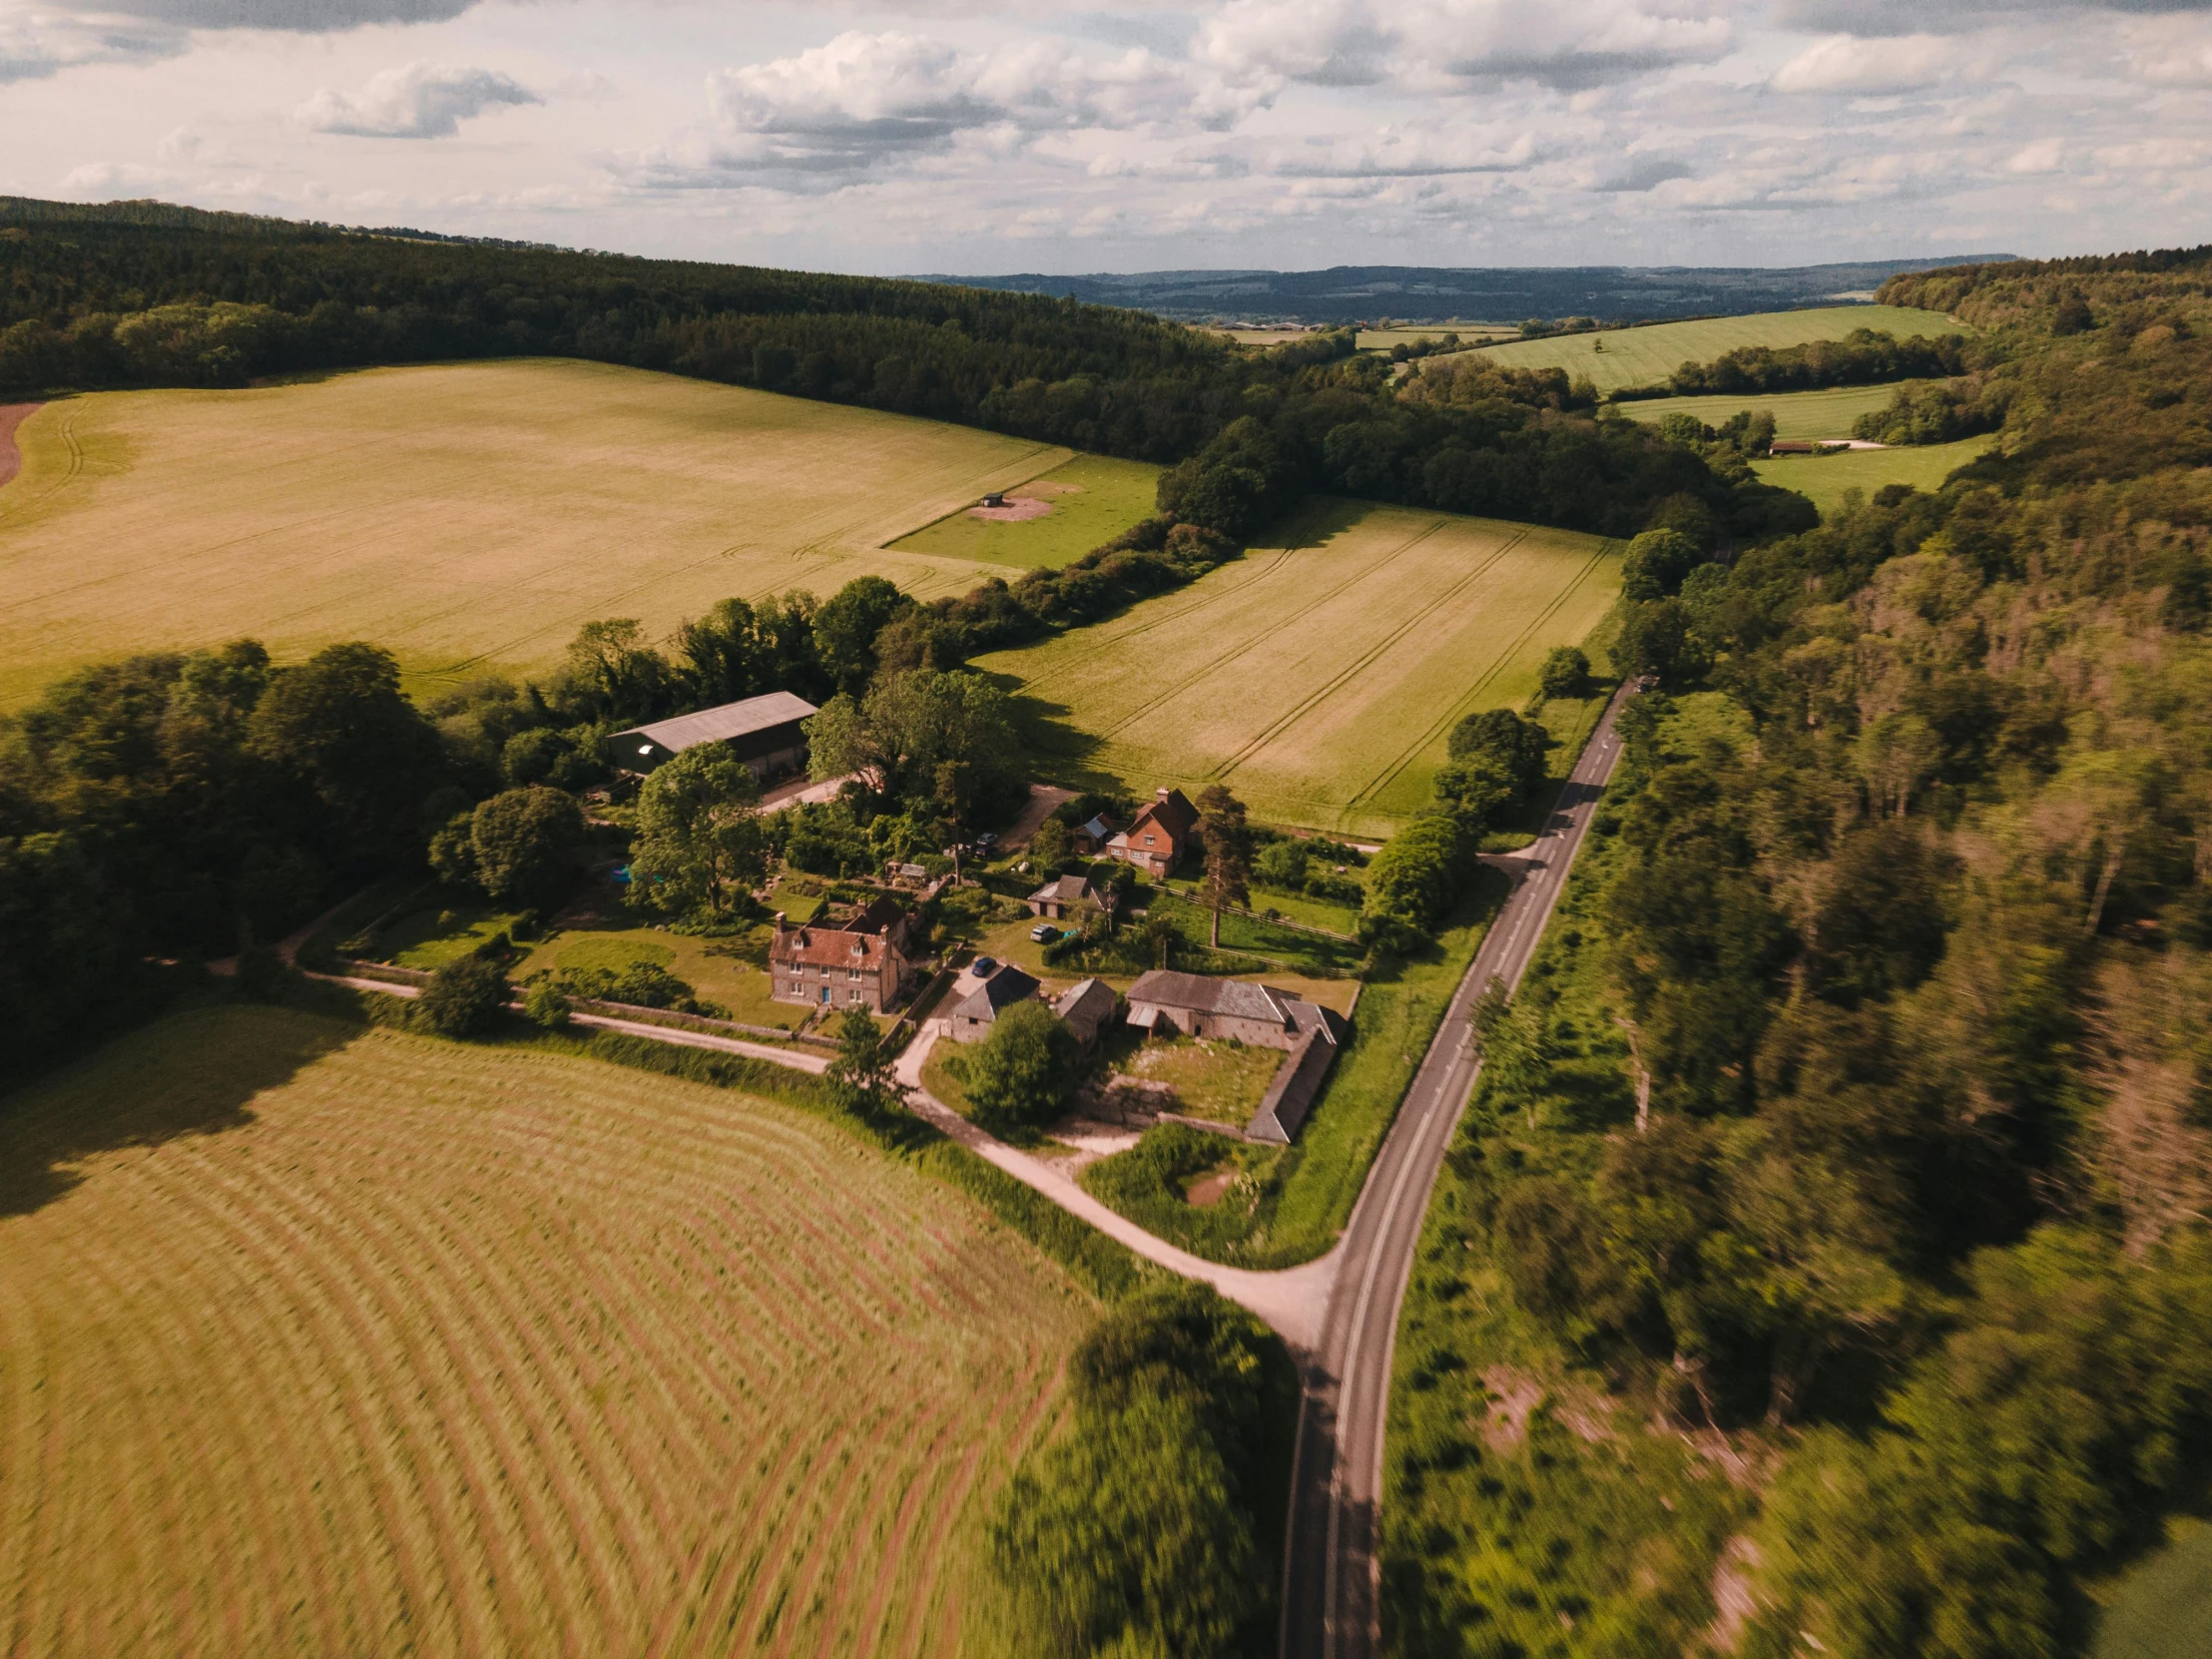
1157;787;1171;801
774;911;789;933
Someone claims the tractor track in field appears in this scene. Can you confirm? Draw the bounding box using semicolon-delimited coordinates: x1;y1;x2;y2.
1346;540;1616;813
1206;528;1528;785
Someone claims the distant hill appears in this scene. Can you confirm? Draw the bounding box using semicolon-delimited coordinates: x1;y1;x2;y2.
910;259;2019;326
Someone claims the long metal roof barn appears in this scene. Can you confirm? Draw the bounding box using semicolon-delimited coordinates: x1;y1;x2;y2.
614;691;819;759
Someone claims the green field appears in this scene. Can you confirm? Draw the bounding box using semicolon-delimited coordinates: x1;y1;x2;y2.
887;452;1163;569
975;498;1620;837
1752;433;1997;517
1622;381;1909;441
0;358;1073;708
2092;1513;2212;1658
0;1005;1084;1655
1463;304;1965;395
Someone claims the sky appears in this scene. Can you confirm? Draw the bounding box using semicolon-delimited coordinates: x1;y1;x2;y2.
0;0;2206;276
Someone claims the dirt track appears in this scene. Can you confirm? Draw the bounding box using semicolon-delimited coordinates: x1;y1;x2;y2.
0;403;37;490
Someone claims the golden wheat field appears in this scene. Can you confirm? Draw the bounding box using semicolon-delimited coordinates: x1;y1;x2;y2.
977;497;1620;838
0;358;1070;708
0;1006;1086;1656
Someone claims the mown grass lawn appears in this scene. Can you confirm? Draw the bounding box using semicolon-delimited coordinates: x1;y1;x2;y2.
887;453;1163;570
1752;433;1998;519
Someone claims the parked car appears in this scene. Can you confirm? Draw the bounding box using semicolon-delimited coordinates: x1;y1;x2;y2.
974;831;1000;855
1029;922;1059;943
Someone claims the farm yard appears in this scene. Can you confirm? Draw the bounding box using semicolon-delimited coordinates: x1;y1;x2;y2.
1621;381;1908;442
1462;304;1966;395
887;452;1162;570
0;358;1069;708
976;498;1621;838
0;1004;1087;1657
1753;433;1998;518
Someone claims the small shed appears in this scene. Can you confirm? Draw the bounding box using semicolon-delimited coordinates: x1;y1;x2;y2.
610;691;819;782
947;962;1043;1043
1053;978;1119;1054
1026;873;1106;920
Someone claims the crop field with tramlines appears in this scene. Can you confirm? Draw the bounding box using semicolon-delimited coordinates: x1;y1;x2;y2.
976;498;1620;837
1621;381;1906;442
0;358;1073;708
1464;304;1966;395
0;1005;1086;1656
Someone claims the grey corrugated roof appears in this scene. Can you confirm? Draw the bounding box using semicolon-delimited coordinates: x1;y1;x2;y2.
1125;970;1301;1026
617;691;820;756
1028;873;1095;904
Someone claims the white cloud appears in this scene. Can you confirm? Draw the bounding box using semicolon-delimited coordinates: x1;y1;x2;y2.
298;62;542;139
620;30;1248;189
1195;0;1733;95
2007;135;2062;172
1771;34;1972;94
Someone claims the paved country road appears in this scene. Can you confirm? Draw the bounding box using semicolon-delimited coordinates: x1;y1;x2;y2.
1280;685;1632;1659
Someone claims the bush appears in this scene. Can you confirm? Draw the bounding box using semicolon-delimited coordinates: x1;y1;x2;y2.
1538;644;1590;700
523;981;571;1030
414;954;510;1037
964;999;1078;1134
1360;813;1472;953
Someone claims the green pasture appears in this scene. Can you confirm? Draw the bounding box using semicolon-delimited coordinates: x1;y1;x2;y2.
2091;1513;2212;1658
1621;381;1909;441
887;452;1163;570
0;358;1069;709
1460;304;1966;395
1752;433;1998;518
977;498;1620;838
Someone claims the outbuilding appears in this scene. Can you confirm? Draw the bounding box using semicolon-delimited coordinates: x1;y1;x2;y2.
946;960;1043;1042
610;691;819;782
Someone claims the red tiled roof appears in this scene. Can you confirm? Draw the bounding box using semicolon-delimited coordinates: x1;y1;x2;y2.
772;927;889;970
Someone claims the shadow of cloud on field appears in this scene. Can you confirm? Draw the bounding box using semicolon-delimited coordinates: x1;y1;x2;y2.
0;1003;356;1220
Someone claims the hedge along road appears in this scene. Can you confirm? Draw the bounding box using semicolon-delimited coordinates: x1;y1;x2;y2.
313;681;1632;1658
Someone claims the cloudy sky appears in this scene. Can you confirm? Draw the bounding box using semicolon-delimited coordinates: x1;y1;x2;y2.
1;0;2206;274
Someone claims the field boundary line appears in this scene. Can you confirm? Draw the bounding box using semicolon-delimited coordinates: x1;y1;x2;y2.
1206;528;1529;785
1346;541;1616;812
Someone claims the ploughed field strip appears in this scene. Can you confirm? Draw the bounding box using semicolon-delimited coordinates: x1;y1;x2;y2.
0;1006;1083;1657
1463;303;1965;395
0;358;1063;708
979;499;1619;838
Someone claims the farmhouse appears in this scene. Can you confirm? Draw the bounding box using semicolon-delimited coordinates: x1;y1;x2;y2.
610;691;819;782
1025;873;1112;921
946;960;1043;1042
1052;977;1119;1054
769;908;916;1013
1106;788;1198;875
1124;969;1342;1049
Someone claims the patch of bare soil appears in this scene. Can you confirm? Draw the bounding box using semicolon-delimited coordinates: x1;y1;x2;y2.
1185;1168;1238;1207
1701;1534;1765;1654
0;403;37;491
1478;1365;1546;1454
969;494;1055;522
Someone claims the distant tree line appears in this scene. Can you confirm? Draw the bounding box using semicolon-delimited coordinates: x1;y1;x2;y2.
0;198;1811;543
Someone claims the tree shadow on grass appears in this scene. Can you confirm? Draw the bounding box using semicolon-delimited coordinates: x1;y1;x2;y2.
0;1002;356;1221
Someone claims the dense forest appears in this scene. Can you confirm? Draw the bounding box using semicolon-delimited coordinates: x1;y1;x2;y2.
0;196;1808;542
1385;245;2212;1656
